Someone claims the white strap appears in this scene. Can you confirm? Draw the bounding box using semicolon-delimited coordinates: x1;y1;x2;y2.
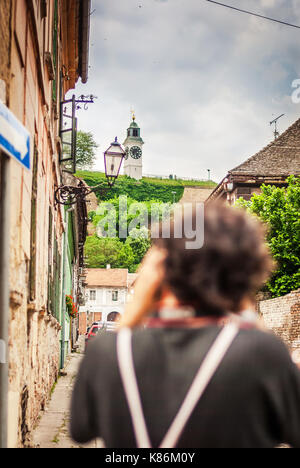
117;327;152;448
160;323;238;448
117;324;239;449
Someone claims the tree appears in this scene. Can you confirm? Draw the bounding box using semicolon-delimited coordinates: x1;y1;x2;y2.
91;196;172;239
76;131;98;169
86;198;172;272
237;176;300;297
84;236;135;272
126;227;151;265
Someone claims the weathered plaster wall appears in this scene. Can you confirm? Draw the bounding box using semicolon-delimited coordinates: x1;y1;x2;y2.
6;0;63;447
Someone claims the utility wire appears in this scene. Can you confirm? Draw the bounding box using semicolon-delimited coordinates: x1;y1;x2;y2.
205;0;300;30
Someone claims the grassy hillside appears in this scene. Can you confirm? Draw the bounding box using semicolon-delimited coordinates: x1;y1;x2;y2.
76;171;217;203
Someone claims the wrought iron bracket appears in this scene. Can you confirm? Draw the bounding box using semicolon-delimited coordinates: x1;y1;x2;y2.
54;180;112;207
74;94;98;111
61;94;98;111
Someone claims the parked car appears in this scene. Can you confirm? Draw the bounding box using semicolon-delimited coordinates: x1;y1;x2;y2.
92;320;118;333
105;321;118;333
85;322;105;349
84;323;98;346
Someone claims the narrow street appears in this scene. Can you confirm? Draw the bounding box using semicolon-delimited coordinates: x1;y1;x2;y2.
0;0;300;450
31;346;103;449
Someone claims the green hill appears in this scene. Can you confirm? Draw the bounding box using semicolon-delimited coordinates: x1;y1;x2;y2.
76;171;217;204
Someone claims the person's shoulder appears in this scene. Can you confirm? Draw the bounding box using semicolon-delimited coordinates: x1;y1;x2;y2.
237;327;292;366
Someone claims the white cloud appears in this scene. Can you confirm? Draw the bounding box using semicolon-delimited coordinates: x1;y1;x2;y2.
71;0;300;182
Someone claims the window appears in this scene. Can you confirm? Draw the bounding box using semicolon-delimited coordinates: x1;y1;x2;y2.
133;129;138;137
90;290;96;301
236;187;251;195
112;291;118;302
60;95;77;174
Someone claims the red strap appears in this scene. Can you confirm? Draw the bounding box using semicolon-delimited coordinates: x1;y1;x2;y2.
145;315;256;330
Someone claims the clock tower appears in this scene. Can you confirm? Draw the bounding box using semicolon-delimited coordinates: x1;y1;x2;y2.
123;114;144;180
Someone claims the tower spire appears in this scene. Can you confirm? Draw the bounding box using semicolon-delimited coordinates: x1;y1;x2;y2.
130;108;136;121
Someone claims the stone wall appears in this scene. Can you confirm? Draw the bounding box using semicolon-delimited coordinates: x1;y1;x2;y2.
259;289;300;351
6;0;63;447
84;184;98;235
5;0;84;447
0;0;12;99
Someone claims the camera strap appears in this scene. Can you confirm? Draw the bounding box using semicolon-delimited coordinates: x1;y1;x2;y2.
117;323;239;448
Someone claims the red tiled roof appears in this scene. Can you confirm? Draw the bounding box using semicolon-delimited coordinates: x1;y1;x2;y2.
86;269;128;287
207;118;300;202
230;118;300;176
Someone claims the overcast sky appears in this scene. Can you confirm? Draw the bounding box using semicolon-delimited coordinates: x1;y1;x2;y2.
70;0;300;183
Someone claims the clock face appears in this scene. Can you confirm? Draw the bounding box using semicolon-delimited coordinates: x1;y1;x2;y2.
130;146;142;159
125;147;129;160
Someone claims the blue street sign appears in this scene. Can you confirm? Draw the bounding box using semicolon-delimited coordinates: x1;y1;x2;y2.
0;101;30;170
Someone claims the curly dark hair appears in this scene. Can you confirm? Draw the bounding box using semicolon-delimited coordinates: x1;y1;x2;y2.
154;202;274;316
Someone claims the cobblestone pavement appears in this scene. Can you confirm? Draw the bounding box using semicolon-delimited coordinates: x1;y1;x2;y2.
31;350;104;449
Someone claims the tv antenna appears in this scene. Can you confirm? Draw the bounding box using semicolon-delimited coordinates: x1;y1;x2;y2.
270;114;285;139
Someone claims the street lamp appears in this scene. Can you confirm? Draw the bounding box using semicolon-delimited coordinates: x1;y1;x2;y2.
55;136;125;206
223;177;234;193
104;137;126;187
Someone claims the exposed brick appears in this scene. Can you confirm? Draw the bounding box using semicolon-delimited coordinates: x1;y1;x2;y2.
259;289;300;351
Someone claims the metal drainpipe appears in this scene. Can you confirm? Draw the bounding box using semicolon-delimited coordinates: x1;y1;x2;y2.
60;208;72;370
60;210;68;370
79;0;91;84
0;154;10;448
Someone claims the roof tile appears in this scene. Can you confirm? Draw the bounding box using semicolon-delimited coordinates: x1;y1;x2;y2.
230;118;300;176
86;268;129;287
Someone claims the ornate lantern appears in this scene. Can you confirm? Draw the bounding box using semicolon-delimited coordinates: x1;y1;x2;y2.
104;137;126;187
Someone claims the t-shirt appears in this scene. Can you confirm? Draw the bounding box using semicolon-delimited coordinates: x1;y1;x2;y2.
70;324;300;448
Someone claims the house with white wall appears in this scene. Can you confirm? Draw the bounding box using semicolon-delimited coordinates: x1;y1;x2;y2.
78;267;137;333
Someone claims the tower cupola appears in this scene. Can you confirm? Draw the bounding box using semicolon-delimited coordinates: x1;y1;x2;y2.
123;113;144;180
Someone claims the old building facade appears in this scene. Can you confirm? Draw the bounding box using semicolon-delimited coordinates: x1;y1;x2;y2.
78;269;137;335
0;0;90;447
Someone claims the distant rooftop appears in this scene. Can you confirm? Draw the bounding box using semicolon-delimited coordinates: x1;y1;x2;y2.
229;118;300;177
86;268;129;288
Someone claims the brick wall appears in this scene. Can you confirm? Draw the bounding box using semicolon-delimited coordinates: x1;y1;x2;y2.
259;289;300;351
